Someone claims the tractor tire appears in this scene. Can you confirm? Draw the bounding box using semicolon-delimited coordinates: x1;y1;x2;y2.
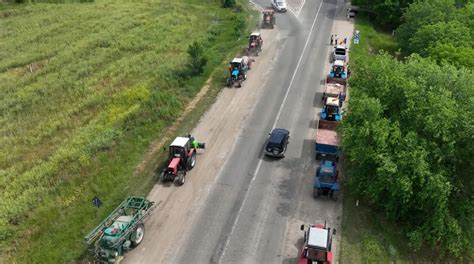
131;223;145;247
226;78;232;87
315;153;320;160
188;152;196;170
160;172;166;183
176;172;186;186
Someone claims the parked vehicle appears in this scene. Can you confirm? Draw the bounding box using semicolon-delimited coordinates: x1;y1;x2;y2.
314;120;340;160
330;45;347;62
321;97;342;122
322;78;346;103
160;134;204;185
261;9;276;29
247;32;263;56
329;60;347;80
265;128;290;158
313;160;340;200
271;0;287;12
84;196;156;264
299;223;336;264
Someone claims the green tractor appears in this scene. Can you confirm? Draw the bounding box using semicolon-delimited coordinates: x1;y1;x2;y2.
84;196;156;263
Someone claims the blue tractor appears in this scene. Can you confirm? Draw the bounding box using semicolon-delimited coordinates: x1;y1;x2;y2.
320;97;342;122
329;60;347;79
313;160;339;200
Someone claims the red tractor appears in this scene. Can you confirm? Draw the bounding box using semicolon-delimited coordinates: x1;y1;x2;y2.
160;135;204;186
299;222;336;264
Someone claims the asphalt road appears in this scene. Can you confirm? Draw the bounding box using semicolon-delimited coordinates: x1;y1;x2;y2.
173;0;345;263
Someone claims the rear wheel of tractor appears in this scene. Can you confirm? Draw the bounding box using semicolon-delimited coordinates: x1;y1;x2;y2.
315;153;320;160
132;223;145;247
188;152;196;170
160;172;166;183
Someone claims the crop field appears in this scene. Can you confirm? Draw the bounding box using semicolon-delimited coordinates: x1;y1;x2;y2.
0;0;251;262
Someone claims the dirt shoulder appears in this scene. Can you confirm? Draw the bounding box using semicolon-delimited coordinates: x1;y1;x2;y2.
124;28;282;264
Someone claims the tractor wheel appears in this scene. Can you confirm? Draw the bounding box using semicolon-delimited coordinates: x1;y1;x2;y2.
313;189;319;198
315;153;320;160
188;152;196;170
237;80;242;88
176;172;186;186
131;223;145;247
160;172;166;183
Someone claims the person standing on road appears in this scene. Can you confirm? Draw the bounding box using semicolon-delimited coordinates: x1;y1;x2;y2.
334;34;338;46
330;34;334;45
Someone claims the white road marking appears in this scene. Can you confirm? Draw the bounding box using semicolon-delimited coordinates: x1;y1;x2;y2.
217;2;324;263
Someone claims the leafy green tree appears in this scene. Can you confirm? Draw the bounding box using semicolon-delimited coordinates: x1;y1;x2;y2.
344;53;474;258
221;0;236;8
427;43;474;68
352;0;414;28
396;0;457;51
408;21;471;55
186;41;208;76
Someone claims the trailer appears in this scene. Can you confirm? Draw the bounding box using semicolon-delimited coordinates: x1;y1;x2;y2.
322;79;347;104
315;120;340;160
84;196;156;264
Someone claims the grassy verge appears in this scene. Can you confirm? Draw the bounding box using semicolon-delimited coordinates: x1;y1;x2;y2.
340;15;435;263
0;0;258;262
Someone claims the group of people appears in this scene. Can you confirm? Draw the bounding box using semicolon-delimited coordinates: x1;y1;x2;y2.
330;34;348;46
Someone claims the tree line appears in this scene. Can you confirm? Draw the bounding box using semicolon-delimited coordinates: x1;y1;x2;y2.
344;0;473;259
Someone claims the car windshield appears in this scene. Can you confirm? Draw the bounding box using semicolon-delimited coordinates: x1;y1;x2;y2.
277;1;285;5
335;48;345;55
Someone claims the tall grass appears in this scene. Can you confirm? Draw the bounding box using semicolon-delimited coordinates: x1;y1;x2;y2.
0;0;252;262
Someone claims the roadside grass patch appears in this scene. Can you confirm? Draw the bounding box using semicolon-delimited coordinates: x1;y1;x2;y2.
0;0;256;262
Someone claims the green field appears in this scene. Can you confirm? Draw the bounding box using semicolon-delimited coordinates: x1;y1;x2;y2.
0;0;254;262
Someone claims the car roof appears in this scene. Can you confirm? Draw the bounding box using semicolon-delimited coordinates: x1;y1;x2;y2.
308;227;329;249
231;58;243;64
335;45;346;50
170;137;189;147
269;128;289;143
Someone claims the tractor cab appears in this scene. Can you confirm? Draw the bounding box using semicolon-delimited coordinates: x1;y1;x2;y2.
299;224;335;264
249;32;262;46
314;160;339;200
321;97;342;122
262;10;276;29
230;57;250;79
169;137;191;166
330;60;347;79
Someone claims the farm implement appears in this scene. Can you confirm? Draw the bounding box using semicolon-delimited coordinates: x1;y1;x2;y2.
84;196;156;264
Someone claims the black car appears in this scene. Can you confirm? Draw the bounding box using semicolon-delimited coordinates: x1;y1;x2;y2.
265;128;290;157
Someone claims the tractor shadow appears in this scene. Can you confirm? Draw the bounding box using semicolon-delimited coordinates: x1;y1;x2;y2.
281;237;304;264
313;91;324;108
